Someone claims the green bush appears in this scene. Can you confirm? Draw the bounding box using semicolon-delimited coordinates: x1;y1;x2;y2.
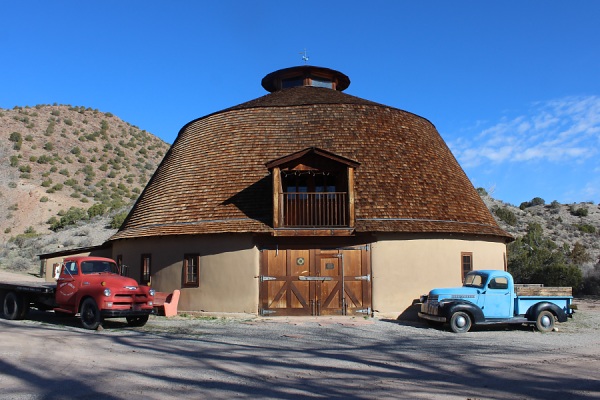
570;206;588;217
109;211;128;229
577;224;596;234
494;207;517;226
519;197;545;210
50;207;88;231
87;203;107;219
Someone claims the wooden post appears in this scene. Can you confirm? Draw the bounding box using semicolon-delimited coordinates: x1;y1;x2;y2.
348;167;355;227
272;167;281;228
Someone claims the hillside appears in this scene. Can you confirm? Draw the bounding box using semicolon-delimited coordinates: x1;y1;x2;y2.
481;193;600;276
0;104;170;243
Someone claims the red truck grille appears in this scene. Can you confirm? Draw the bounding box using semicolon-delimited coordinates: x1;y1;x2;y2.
114;293;150;306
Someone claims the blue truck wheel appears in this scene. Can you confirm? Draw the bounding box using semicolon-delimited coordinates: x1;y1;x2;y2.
535;310;555;333
450;311;472;333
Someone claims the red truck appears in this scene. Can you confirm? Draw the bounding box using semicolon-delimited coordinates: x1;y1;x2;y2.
0;256;154;330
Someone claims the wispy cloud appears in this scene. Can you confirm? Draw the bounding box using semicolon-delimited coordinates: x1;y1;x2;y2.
450;95;600;168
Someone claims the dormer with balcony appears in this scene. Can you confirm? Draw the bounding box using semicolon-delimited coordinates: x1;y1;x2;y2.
266;147;359;236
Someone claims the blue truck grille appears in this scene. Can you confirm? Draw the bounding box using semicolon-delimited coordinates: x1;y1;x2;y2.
426;295;439;315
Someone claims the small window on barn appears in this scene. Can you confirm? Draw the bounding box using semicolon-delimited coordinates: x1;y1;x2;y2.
183;254;200;287
140;254;151;285
461;252;473;281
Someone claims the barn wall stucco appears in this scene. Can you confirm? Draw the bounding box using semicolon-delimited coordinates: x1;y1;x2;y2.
112;234;260;313
370;234;507;316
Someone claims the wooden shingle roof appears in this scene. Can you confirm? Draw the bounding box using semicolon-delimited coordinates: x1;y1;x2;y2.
110;83;511;242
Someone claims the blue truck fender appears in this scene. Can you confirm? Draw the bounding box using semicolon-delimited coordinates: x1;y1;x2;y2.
526;302;568;323
440;299;486;324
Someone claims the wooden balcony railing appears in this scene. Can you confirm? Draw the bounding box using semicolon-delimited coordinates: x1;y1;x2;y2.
282;192;348;227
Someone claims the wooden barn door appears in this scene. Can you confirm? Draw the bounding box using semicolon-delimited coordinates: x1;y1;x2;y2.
260;247;371;316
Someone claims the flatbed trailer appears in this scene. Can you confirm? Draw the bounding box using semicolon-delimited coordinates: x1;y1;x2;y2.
0;281;58;319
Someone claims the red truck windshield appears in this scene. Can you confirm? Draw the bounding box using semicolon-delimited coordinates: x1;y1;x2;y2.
80;261;119;274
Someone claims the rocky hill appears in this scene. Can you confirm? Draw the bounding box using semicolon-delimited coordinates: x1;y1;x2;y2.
481;192;600;276
0;104;170;243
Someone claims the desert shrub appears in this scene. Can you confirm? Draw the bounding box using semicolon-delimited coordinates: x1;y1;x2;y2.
49;207;88;231
577;224;596;234
494;206;517;226
9;155;19;167
37;155;52;164
519;197;545;210
570;206;588;217
87;203;107;219
7;257;30;272
109;211;128;229
40;196;49;203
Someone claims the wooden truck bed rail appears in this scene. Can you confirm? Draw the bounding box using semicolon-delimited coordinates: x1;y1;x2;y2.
514;285;572;296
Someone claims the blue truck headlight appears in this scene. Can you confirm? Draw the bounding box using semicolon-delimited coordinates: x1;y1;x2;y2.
103;288;111;297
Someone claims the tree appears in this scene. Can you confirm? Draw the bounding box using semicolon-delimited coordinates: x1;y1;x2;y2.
508;222;582;289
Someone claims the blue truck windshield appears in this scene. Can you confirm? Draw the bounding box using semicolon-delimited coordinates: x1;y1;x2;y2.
463;273;488;288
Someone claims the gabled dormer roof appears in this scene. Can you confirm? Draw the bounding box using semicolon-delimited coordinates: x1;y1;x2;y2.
266;147;360;171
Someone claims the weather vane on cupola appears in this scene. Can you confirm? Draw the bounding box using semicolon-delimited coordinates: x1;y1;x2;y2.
300;49;309;64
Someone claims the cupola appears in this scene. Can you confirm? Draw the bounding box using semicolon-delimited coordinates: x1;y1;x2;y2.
261;65;351;93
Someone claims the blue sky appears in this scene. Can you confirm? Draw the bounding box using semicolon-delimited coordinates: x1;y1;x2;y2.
1;1;599;205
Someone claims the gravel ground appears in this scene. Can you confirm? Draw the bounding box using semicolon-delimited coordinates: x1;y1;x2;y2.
1;299;599;400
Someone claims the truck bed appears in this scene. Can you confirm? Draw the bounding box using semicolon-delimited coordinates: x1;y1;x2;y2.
514;285;572;297
0;281;56;294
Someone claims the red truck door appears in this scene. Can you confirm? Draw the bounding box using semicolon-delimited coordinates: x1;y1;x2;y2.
56;261;80;311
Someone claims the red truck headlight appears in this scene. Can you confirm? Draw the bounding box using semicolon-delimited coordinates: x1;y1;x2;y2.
103;288;111;297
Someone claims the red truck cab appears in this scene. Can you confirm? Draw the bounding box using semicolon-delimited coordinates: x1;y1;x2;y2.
55;256;154;329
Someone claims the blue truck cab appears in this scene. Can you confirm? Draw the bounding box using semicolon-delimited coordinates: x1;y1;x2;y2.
418;270;574;333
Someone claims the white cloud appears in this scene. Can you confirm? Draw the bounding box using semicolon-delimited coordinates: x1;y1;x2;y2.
450;95;600;168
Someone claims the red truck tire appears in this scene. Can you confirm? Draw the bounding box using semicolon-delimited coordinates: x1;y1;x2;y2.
2;291;29;320
80;298;102;330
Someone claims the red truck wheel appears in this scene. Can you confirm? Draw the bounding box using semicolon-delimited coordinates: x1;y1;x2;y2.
2;292;29;320
80;298;102;330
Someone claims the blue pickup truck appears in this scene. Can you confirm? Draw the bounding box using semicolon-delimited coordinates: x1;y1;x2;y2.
418;270;574;333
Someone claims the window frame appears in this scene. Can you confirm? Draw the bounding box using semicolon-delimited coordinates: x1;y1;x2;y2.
461;252;473;281
140;254;151;285
183;253;200;287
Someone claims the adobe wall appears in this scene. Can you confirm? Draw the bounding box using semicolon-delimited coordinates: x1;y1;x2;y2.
111;234;259;313
371;234;507;318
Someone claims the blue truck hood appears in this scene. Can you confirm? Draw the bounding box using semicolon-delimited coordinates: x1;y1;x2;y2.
430;286;480;299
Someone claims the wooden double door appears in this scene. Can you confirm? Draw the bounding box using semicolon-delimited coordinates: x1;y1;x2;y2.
260;247;371;316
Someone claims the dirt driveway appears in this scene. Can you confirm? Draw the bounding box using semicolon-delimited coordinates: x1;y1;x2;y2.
1;299;600;400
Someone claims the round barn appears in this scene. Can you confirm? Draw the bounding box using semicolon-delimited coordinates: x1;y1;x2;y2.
109;65;512;317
